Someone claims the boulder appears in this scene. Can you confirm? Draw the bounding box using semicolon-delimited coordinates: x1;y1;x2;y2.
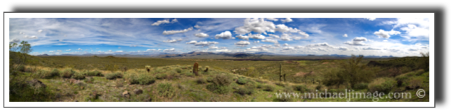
27;79;47;88
134;89;143;95
122;91;130;98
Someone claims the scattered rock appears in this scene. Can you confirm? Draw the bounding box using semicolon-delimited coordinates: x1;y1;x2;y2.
134;89;143;95
69;78;78;84
122;91;130;98
27;79;47;88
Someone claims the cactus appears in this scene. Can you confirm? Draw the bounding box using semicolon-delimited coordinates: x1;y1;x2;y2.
122;66;128;72
279;64;282;82
145;65;151;73
204;66;209;72
193;62;199;76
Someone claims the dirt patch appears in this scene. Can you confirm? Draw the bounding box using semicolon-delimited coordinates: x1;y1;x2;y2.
294;72;307;77
294;71;314;77
322;62;329;64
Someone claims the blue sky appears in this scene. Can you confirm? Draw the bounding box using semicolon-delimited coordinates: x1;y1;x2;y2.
9;17;430;57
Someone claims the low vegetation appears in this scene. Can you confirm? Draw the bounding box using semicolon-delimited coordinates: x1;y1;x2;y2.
9;50;430;102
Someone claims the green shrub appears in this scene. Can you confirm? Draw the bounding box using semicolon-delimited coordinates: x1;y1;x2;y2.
156;73;167;79
72;72;86;80
157;83;175;98
315;85;323;90
284;86;294;92
236;77;247;85
86;70;103;76
175;68;182;73
50;69;60;76
273;97;293;102
293;85;308;93
368;78;396;93
211;74;232;86
353;83;368;90
85;77;94;83
25;67;34;72
206;84;230;94
400;66;412;74
406;77;423;89
129;74;155;85
105;72;123;80
196;78;206;84
275;82;286;87
37;69;59;79
154;68;163;73
255;83;263;89
17;65;25;72
39;69;60;79
206;76;214;82
263;85;274;92
235;87;254;95
185;72;194;77
167;73;181;80
322;55;376;88
10;70;19;76
61;68;75;78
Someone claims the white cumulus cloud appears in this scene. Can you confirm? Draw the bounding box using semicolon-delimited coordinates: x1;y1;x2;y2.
236;35;249;40
248;34;266;39
187;40;197;44
234;18;276;35
194;25;200;28
194;33;209;37
187;41;218;46
345;37;368;46
261;39;278;44
171;19;178;23
10;39;20;43
265;18;278;21
280;34;293;41
215;31;233;39
163;27;193;35
366;18;376;21
275;24;300;33
268;34;280;38
163;38;183;43
281;18;293;22
151;19;170;26
235;41;250;46
374;29;401;39
400;24;429;39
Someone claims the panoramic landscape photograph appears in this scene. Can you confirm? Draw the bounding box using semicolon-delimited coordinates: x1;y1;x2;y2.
7;16;431;103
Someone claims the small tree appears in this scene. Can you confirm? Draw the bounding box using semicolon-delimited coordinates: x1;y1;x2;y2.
419;52;429;71
9;42;19;52
18;41;32;64
323;55;376;88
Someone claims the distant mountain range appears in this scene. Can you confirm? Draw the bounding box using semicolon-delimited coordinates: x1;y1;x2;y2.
35;51;395;59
